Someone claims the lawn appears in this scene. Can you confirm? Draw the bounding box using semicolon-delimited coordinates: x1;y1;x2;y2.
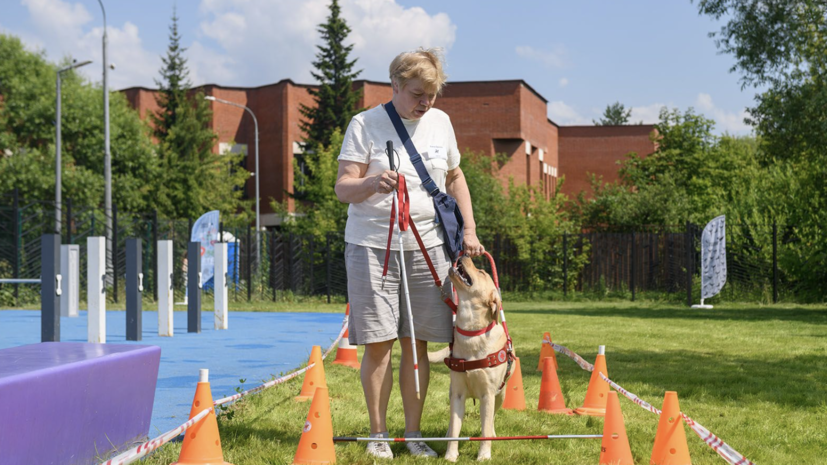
131;300;826;464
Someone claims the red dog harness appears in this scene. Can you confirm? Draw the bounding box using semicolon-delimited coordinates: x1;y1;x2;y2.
379;177;513;390
443;252;515;392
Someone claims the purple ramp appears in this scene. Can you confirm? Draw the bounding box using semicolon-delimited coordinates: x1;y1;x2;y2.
0;342;161;465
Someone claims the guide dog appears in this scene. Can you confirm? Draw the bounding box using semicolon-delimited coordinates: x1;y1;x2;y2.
428;255;515;461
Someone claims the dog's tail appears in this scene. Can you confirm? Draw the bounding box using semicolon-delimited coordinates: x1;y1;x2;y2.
427;346;450;363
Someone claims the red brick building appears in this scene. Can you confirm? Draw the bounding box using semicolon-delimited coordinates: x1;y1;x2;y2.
123;79;655;226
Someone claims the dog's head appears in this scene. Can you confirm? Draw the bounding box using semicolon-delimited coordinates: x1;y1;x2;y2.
448;255;501;321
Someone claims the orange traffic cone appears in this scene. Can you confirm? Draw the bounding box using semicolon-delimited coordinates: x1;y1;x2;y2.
537;332;558;371
538;357;573;415
296;345;328;402
501;357;526;410
574;346;610;417
333;304;360;369
599;391;634;465
173;369;233;465
650;391;691;465
293;387;336;464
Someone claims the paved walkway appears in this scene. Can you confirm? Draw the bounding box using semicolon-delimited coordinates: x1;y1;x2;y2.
0;309;343;434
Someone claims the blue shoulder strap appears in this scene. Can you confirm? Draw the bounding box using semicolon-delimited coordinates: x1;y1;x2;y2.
384;101;441;197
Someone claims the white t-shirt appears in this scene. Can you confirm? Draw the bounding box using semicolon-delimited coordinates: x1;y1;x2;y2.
338;104;461;250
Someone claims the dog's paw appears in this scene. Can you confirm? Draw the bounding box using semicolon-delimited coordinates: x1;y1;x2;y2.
476;451;492;461
444;451;459;462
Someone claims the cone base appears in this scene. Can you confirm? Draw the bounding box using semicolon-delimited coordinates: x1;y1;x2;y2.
539;407;574;415
332;360;361;369
573;406;606;417
293;458;335;465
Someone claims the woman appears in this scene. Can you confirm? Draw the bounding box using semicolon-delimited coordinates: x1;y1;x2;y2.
335;48;484;459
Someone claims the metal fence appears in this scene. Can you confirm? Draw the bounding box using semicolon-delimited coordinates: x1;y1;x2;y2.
1;192;825;306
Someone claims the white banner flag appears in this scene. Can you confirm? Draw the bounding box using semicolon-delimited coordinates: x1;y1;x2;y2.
191;210;220;286
700;215;727;300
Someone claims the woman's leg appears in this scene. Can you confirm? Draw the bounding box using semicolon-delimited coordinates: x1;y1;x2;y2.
361;339;396;434
399;337;430;432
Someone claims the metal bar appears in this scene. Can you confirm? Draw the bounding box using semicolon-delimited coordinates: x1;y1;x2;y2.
772;222;778;303
113;204;118;303
334;435;602;443
326;233;331;304
686;221;692;307
0;279;42;284
246;224;252;302
563;232;568;297
13;188;20;305
631;231;636;301
153;210;158;302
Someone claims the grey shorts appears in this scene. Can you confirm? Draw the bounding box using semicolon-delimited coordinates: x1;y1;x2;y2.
345;243;454;345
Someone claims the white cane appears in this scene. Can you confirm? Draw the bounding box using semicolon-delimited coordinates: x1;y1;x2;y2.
387;140;421;399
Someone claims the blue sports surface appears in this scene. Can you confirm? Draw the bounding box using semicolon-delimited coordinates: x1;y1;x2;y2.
0;309;343;435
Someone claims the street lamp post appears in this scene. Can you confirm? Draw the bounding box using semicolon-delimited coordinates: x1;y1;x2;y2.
204;95;260;268
56;59;92;234
96;0;113;279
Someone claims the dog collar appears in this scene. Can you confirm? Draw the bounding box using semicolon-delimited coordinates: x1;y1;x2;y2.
455;321;497;337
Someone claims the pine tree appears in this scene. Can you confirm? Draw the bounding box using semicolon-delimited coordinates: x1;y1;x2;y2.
151;9;250;223
299;0;362;151
151;7;190;140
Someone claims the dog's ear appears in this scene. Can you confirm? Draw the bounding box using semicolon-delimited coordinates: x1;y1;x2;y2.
488;288;501;321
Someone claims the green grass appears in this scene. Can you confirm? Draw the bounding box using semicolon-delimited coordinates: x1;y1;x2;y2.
109;301;826;464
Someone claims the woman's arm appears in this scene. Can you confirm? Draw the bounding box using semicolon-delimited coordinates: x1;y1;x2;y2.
335;160;398;204
446;166;485;257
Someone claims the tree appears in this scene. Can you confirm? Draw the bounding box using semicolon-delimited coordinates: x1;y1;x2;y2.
593;102;633;125
151;11;250;223
0;33;158;211
299;0;362;152
150;6;190;141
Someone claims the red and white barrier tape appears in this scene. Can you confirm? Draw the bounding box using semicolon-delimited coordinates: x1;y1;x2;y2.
544;340;755;465
213;362;315;406
100;407;212;465
322;314;349;361
99;313;349;465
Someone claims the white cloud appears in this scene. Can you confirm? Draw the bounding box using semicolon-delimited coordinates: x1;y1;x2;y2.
196;0;457;85
8;0;159;90
548;101;590;125
630;103;666;125
515;44;566;69
695;93;751;134
558;77;569;87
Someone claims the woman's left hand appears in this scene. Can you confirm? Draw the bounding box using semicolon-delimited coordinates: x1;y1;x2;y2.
463;230;485;257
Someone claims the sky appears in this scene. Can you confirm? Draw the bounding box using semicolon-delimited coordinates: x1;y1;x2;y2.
0;0;760;134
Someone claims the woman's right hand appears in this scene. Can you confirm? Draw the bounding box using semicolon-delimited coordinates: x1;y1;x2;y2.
373;170;399;195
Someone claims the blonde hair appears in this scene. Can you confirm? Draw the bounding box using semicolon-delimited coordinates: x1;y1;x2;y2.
389;47;448;95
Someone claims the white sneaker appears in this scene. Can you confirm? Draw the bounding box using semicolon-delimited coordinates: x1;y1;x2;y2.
405;432;438;458
367;432;393;459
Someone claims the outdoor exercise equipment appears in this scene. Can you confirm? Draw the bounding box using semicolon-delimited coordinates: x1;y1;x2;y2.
125;238;143;341
158;240;174;336
187;241;201;333
88;236;106;343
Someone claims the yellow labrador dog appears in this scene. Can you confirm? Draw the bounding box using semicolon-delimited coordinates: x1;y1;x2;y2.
429;255;515;462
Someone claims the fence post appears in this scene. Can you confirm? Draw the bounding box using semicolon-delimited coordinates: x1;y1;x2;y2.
772;222;778;303
326;233;332;304
113;204;119;303
686;221;692;307
12;187;20;306
309;235;315;296
271;230;277;302
247;224;252;302
630;231;636;301
152;210;159;302
562;233;568;297
66;197;72;244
